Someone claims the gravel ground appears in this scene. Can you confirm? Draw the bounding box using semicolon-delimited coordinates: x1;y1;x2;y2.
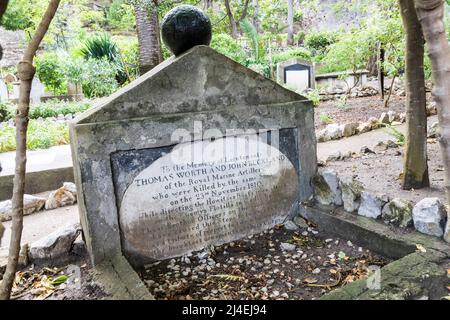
326;140;446;204
141;219;390;300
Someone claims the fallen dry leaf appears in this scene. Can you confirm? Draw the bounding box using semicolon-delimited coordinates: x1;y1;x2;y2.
416;244;427;253
303;277;318;284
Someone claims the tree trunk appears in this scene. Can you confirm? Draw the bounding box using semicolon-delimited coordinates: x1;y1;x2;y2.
252;0;261;33
224;0;239;39
134;1;162;75
400;0;429;190
0;0;61;300
378;43;385;101
0;0;9;19
287;0;294;46
415;0;450;202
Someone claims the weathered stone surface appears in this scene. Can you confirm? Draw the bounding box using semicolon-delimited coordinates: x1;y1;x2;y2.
70;45;317;265
444;219;450;243
339;176;364;213
360;146;375;154
369;117;380;129
373;141;388;152
317;128;331;142
29;223;81;261
325;123;342;140
357;122;372;134
358;191;388;219
293;216;309;228
426;102;437;116
283;220;299;231
312;169;342;206
45;182;77;210
379;112;390;124
119;137;299;260
161;5;212;56
387;111;399;123
428;121;440;138
382;198;413;228
413;198;447;237
340;123;358;137
0;222;4;246
0;194;46;222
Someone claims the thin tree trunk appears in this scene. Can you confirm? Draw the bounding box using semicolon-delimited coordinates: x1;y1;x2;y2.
414;0;450;202
134;1;162;75
252;0;260;33
224;0;238;38
400;0;429;190
0;0;61;300
287;0;294;46
378;43;385;101
0;0;8;18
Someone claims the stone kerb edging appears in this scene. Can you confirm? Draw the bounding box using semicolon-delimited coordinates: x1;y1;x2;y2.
0;182;77;222
316;102;438;143
312;169;450;243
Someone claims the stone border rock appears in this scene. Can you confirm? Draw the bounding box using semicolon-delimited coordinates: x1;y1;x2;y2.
312;169;450;243
0;182;77;222
316;102;437;143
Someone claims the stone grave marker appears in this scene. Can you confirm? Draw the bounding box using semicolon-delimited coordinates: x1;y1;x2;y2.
71;8;316;267
277;58;315;92
0;80;8;102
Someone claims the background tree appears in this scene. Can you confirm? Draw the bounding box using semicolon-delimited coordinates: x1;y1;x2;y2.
132;0;162;74
0;0;61;300
415;0;450;205
223;0;251;39
287;0;294;45
399;0;429;190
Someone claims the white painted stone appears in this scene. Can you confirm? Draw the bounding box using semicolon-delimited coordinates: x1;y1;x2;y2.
358;191;388;219
29;223;81;261
0;80;8;102
119;136;299;260
0;194;46;222
412;198;447;237
325;123;342;140
280;242;296;251
340;123;358;137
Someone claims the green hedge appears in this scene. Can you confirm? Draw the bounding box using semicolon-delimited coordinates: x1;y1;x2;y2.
0;100;91;122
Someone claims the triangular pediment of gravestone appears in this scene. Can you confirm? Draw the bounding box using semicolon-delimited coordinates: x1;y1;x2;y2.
76;45;308;124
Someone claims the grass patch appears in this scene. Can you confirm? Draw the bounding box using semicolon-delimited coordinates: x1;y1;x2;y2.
0;120;69;152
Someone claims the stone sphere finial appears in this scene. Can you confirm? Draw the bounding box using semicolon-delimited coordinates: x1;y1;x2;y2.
161;5;212;56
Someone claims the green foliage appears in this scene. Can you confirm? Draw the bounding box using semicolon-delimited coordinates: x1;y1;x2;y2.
107;0;135;31
80;34;127;85
303;89;321;106
240;19;261;62
80;33;119;62
305;31;338;55
319;113;334;125
35;52;66;95
28;100;91;119
0;120;69;152
0;102;14;122
384;124;405;146
271;47;312;65
81;58;119;98
210;34;247;65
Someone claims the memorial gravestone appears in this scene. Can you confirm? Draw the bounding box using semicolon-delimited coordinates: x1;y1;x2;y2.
277;58;315;92
71;7;316;266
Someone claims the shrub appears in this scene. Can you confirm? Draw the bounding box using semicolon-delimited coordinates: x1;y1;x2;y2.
81;34;127;85
210;34;247;65
107;0;135;31
35;52;66;95
81;58;119;98
0;102;14;122
271;47;312;65
28;100;91;119
305;31;339;55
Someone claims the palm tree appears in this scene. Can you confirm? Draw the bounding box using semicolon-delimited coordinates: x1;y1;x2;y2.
132;0;162;75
